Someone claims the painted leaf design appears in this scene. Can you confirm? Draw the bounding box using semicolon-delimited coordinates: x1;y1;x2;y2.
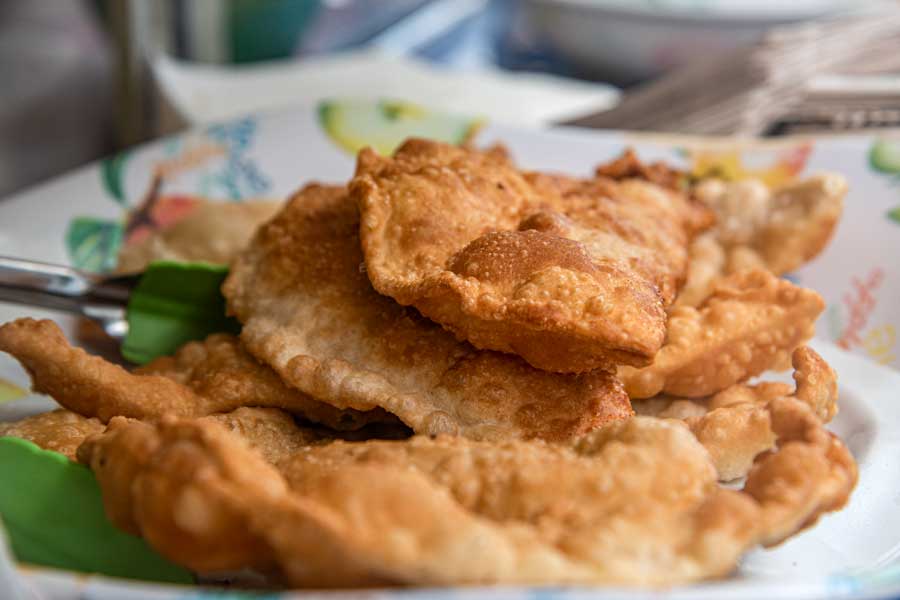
100;152;130;205
65;217;124;273
0;378;26;404
888;205;900;225
318;99;482;156
869;139;900;175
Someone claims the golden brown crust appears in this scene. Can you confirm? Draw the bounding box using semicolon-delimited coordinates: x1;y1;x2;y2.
634;346;839;481
76;406;333;544
0;403;331;466
791;346;839;422
619;270;824;399
0;318;205;422
78;415;747;586
0;409;104;460
594;148;685;191
138;333;395;430
206;407;330;464
78;413;288;572
745;396;857;547
351;139;709;372
223;184;632;442
687;403;777;482
677;174;846;307
525;171;713;303
79;404;855;587
0;319;386;429
79;417;160;535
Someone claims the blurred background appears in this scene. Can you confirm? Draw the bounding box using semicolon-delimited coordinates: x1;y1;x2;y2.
3;0;900;199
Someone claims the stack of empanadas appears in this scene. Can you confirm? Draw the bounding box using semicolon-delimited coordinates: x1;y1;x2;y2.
0;138;854;589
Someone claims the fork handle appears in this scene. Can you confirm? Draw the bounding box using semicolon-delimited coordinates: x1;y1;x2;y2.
0;257;91;317
0;256;96;297
0;257;129;339
0;256;135;303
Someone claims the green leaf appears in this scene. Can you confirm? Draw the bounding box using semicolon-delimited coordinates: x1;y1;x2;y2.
65;217;123;273
123;261;240;365
0;437;192;583
869;139;900;175
888;205;900;225
101;152;130;205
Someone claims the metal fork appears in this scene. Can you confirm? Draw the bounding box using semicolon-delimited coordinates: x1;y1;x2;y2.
0;256;138;341
562;7;900;136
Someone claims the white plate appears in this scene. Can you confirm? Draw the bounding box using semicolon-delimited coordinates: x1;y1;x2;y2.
1;100;899;599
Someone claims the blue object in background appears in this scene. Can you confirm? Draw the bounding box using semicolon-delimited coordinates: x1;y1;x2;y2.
229;0;320;62
296;0;580;78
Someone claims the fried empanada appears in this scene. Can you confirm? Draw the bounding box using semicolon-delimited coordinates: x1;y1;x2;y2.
0;409;103;460
75;406;328;570
635;346;838;481
677;174;846;307
79;399;855;587
0;319;389;430
524;169;712;306
136;332;396;430
351;139;709;372
223;183;632;442
619;269;824;399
